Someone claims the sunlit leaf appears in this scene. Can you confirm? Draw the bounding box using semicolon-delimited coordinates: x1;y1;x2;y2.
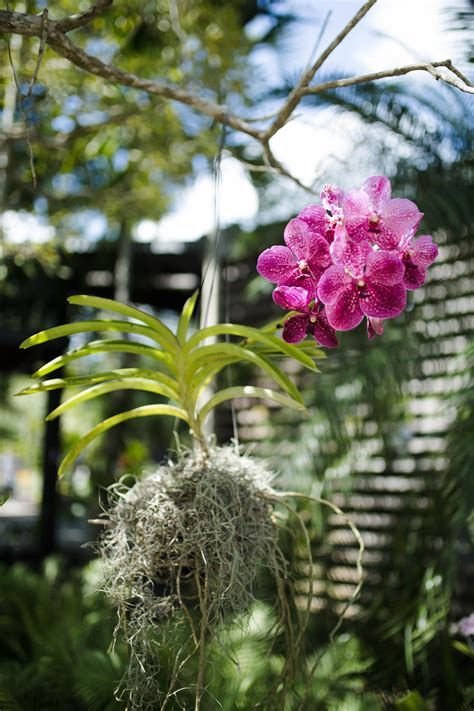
197;385;307;424
187;343;303;404
0;493;9;507
31;339;176;379
20;320;172;351
16;368;179;396
58;405;190;476
68;295;178;351
177;290;200;343
46;378;181;421
185;324;317;370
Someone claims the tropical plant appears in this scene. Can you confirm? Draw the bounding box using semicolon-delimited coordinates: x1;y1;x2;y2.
16;291;323;470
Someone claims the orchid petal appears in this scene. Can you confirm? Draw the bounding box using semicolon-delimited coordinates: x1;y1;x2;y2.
312;309;339;348
379;198;423;247
331;228;371;276
367;317;385;340
362;175;391;210
306;233;331;271
297;204;330;237
321;184;344;214
412;235;438;268
282;314;308;344
365;251;405;285
284;218;313;260
325;284;364;331
342;189;372;242
359;281;406;319
317;265;352;305
404;262;427;290
257;246;295;283
273;286;311;312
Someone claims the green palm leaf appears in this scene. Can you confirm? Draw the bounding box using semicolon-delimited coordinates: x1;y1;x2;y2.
20;320;173;351
185;324;317;371
68;294;178;351
58;404;190;476
45;379;182;421
31;339;175;379
197;385;307;425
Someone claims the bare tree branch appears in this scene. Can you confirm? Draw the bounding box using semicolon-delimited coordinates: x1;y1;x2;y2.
56;0;114;33
263;0;378;139
0;9;263;142
0;0;472;195
304;60;474;95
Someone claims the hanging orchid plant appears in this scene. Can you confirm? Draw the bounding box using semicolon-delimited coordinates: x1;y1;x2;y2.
17;175;437;710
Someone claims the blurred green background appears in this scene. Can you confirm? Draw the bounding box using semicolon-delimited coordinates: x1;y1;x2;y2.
0;0;473;708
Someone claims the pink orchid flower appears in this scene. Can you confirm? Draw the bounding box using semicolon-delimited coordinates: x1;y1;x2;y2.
257;218;331;298
399;234;439;290
367;317;385;340
317;249;406;331
273;285;338;347
343;176;423;249
296;183;345;244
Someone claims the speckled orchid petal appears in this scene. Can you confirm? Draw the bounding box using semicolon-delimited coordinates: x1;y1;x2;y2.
297;204;330;237
312;309;339;347
282;314;308;343
342;189;372;242
367;317;385;340
365;250;405;286
306;233;331;271
331;227;371;277
317;265;352;306
273;285;311;312
404;261;426;290
362;175;391;210
321;184;345;215
283;218;313;260
325;283;364;331
257;246;296;284
359;281;406;319
377;198;423;249
411;235;438;268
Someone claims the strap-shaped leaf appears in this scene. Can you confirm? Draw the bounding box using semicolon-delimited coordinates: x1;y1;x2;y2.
31;339;176;379
185;324;317;371
58;405;189;476
177;290;199;344
46;378;181;421
20;320;174;351
68;295;178;351
16;368;180;397
186;343;303;405
197;386;307;424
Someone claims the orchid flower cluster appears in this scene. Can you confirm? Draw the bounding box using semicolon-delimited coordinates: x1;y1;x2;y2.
257;176;439;347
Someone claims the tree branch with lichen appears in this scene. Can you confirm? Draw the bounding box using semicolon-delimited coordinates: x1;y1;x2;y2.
0;0;472;193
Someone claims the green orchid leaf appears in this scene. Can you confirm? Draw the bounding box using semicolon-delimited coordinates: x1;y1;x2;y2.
68;295;178;351
187;343;303;404
185;324;317;371
177;290;200;343
58;404;190;476
0;493;9;507
31;339;175;379
16;368;179;397
46;378;181;421
197;385;307;424
20;320;173;351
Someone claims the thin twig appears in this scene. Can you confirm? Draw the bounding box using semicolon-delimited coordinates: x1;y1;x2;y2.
57;0;114;33
304;59;474;95
4;10;36;187
264;0;378;139
27;8;47;96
